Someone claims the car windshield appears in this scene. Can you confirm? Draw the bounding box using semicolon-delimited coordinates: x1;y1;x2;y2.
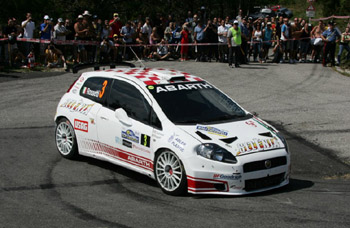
147;82;247;124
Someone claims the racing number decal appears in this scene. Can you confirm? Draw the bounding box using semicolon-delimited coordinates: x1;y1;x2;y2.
99;80;108;98
141;134;151;147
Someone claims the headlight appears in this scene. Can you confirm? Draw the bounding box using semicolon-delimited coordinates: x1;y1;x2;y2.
276;132;289;153
196;143;237;164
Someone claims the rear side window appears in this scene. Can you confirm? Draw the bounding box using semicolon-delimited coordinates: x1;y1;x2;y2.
80;77;110;104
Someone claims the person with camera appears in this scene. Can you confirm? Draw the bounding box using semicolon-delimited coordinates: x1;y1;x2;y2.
21;13;35;56
45;42;66;68
4;18;19;65
40;15;53;61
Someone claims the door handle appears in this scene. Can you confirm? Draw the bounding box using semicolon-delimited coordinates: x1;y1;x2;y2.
100;116;109;121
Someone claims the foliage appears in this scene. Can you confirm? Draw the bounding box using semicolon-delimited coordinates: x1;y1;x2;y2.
0;0;349;26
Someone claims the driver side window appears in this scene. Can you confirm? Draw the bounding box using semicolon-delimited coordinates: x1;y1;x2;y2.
108;79;151;125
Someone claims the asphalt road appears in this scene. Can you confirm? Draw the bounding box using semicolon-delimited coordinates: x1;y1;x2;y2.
0;61;349;227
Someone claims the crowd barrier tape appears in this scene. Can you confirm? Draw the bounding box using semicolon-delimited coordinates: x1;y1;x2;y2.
0;36;319;47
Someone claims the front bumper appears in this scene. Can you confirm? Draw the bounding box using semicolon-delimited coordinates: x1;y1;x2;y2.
186;148;290;195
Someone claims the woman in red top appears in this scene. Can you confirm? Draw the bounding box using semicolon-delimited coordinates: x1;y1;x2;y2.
180;23;189;61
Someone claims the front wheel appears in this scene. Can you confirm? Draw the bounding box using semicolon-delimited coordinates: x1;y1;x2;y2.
55;118;79;159
155;150;187;196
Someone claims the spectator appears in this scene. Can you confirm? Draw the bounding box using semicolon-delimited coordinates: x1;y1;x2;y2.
40;15;53;60
337;27;350;65
134;21;146;59
152;38;171;60
218;19;228;62
272;37;283;63
225;16;232;28
142;17;152;42
109;13;122;39
121;21;135;60
262;22;273;62
180;23;189;61
240;18;249;64
150;27;160;45
21;13;35;56
252;23;263;63
54;18;68;41
92;15;102;41
40;15;53;40
227;20;242;68
194;20;208;61
185;11;193;23
290;18;302;63
99;37;117;62
74;15;88;63
310;20;324;62
45;42;66;68
65;19;74;40
101;20;110;39
299;23;310;63
164;22;174;42
4;18;19;65
205;20;218;62
321;21;340;67
280;18;290;63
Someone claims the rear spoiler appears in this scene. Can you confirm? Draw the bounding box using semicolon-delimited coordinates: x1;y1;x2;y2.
67;62;136;74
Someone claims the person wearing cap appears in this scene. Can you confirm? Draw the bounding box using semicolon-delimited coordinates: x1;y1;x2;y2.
321;21;340;67
227;20;242;67
54;18;68;41
40;15;53;40
262;22;273;63
109;13;122;39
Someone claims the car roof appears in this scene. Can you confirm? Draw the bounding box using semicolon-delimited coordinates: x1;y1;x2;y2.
82;67;203;86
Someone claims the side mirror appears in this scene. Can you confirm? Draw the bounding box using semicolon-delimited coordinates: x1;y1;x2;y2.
115;108;132;126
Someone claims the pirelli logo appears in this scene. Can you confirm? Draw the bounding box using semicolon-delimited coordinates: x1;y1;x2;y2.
74;119;88;132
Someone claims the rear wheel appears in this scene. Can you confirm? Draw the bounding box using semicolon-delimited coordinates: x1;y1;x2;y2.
55;118;78;159
155;150;187;196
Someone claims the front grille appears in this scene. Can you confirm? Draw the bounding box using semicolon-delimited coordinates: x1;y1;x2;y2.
245;173;285;192
243;156;287;173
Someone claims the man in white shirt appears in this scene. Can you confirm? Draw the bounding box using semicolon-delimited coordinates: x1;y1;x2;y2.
21;13;35;56
54;18;68;41
217;19;228;62
142;17;152;42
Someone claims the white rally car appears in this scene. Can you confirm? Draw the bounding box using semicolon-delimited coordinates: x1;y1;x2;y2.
54;67;290;195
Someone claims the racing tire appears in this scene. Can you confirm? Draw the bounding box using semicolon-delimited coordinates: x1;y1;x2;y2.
155;150;187;196
55;118;79;159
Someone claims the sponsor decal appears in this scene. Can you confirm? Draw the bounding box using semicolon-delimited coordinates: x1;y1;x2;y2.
132;144;151;153
245;120;257;128
140;134;151;147
196;125;228;137
90;118;95;124
213;174;242;180
83;87;100;98
127;155;151;168
60;99;94;115
230;185;243;190
122;130;139;143
168;133;186;152
236;138;281;155
155;83;212;93
72;89;78;94
74;119;88;132
79;76;84;82
122;139;132;148
147;85;154;90
253;117;276;133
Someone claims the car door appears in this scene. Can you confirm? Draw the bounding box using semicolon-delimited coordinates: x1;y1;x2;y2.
96;78;158;173
73;76;111;155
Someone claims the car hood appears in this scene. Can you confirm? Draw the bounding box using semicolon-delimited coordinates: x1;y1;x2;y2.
177;116;284;156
